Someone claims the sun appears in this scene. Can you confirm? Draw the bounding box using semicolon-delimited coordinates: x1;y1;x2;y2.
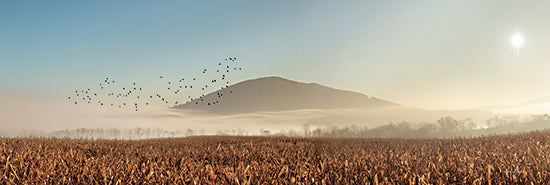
509;32;525;51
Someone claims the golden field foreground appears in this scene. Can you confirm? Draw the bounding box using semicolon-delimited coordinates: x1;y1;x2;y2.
2;132;550;184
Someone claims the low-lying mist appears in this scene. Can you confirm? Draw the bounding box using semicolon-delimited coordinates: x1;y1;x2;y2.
12;113;550;139
2;92;549;139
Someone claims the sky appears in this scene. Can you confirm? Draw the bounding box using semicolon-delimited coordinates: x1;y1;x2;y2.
1;1;550;110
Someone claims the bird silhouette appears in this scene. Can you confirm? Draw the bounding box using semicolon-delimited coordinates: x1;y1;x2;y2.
69;56;241;112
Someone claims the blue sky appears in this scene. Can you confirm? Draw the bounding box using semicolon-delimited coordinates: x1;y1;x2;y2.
1;1;550;109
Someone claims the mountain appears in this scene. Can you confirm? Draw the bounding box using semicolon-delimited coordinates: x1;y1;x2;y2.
481;96;550;114
174;76;398;114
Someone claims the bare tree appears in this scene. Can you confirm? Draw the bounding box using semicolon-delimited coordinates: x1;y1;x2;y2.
302;124;311;137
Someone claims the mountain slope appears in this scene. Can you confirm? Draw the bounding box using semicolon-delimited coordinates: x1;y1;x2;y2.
174;76;397;114
482;96;550;114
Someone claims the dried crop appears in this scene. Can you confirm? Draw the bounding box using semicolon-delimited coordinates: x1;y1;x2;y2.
1;131;550;184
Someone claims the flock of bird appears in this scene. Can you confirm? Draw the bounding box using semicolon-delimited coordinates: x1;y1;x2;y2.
68;57;242;111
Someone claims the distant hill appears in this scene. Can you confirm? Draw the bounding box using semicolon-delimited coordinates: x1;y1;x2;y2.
174;76;397;114
481;96;550;114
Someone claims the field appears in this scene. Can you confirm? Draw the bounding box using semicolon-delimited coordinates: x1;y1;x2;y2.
2;132;550;184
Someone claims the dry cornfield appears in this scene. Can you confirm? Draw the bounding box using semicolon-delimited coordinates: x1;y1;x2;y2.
1;131;550;184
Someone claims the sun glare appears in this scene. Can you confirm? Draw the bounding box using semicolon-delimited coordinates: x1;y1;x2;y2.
509;32;525;51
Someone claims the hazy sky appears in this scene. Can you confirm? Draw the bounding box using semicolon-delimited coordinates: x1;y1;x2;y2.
1;1;550;110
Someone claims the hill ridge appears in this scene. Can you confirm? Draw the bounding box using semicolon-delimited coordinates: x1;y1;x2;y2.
174;76;397;114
